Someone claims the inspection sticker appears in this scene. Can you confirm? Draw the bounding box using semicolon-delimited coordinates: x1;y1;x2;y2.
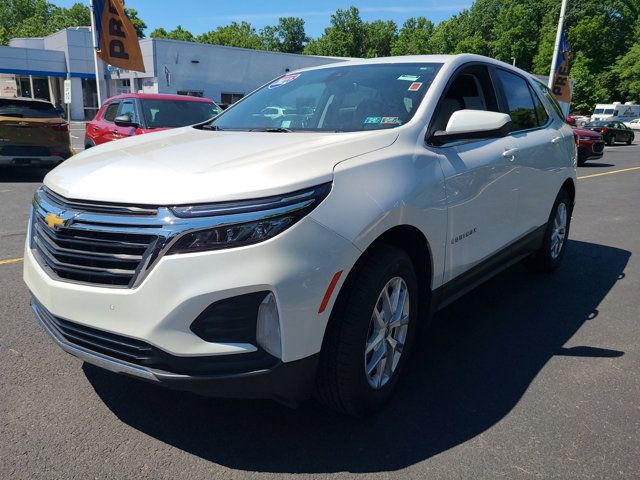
268;74;300;89
381;116;400;125
408;82;423;92
398;74;420;81
364;116;382;124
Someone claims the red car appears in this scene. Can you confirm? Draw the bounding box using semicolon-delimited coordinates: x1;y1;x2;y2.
85;93;221;148
573;128;604;165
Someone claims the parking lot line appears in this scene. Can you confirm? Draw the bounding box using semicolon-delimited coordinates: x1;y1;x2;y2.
578;166;640;180
0;257;23;266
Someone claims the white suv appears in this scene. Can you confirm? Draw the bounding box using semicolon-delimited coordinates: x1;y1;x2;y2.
24;55;576;416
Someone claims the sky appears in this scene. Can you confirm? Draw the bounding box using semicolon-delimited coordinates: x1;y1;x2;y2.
52;1;471;38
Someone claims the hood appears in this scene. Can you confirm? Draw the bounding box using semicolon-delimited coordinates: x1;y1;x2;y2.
45;126;398;205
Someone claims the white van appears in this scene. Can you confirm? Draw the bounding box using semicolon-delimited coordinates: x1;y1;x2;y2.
591;102;640;122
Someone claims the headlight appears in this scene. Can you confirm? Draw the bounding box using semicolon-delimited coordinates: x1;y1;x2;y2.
166;182;331;254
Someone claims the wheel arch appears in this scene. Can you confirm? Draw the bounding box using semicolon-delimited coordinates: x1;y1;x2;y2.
561;177;576;206
328;224;434;327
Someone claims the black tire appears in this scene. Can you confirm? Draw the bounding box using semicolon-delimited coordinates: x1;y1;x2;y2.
524;189;573;273
626;135;633;145
315;245;419;417
577;156;587;166
607;134;616;146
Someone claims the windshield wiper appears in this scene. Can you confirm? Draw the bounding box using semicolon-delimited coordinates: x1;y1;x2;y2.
200;124;224;131
250;127;292;133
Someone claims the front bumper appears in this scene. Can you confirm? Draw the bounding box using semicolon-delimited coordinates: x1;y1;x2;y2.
32;296;319;405
577;141;604;160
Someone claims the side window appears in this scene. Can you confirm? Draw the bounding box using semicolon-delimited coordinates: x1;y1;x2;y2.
496;69;537;132
529;85;549;127
538;83;565;122
118;101;137;122
431;65;499;133
102;102;119;122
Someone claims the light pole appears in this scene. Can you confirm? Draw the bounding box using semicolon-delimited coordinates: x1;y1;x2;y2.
89;0;103;107
511;57;516;66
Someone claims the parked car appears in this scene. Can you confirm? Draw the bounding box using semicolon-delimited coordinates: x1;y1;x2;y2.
25;55;576;417
573;128;604;165
0;97;71;166
584;120;635;145
624;118;640;130
85;93;221;148
567;115;589;127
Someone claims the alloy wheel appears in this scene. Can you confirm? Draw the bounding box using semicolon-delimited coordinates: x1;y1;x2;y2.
364;276;410;389
551;202;567;259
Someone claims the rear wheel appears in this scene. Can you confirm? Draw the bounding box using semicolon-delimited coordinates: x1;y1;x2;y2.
525;189;572;273
607;134;616;146
315;245;419;417
627;135;633;145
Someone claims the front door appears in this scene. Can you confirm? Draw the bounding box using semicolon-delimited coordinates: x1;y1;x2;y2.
427;64;520;282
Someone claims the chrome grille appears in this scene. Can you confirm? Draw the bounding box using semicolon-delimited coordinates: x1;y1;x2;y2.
31;188;162;288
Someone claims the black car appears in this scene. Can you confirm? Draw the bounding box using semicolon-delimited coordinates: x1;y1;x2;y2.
585;120;635;145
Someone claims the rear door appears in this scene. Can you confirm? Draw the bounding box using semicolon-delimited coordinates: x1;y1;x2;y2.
493;68;565;235
91;101;120;145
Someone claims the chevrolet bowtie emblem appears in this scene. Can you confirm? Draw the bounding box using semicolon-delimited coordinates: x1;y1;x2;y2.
45;213;66;230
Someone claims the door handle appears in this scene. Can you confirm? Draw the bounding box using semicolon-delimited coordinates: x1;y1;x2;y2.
551;136;562;144
502;148;519;161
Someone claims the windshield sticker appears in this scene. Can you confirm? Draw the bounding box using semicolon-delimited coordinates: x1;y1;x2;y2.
268;74;300;89
408;82;423;92
364;116;382;124
398;74;420;82
381;116;400;125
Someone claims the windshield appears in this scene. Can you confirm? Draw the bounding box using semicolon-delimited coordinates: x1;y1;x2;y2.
141;99;221;128
0;99;60;119
208;63;442;132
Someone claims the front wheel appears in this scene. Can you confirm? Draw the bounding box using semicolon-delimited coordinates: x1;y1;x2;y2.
315;245;419;417
525;189;572;273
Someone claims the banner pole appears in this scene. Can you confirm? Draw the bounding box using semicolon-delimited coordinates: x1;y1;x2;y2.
89;0;103;107
548;0;568;89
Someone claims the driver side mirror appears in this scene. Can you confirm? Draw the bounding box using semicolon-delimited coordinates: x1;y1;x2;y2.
429;110;512;146
114;114;139;128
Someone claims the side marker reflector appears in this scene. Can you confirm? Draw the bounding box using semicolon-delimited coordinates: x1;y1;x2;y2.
318;270;343;314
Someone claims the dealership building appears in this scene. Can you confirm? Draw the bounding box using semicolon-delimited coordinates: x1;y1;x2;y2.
0;27;344;120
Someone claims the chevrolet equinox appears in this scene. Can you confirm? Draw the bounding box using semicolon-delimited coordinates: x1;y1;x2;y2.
24;55;576;416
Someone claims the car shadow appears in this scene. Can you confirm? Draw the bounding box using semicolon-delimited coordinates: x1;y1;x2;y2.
84;239;629;474
581;162;614;168
0;166;53;183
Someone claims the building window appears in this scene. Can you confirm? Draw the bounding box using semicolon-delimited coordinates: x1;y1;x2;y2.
177;90;204;98
221;92;244;104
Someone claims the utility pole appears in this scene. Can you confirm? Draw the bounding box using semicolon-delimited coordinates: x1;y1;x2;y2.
89;0;103;107
548;0;569;89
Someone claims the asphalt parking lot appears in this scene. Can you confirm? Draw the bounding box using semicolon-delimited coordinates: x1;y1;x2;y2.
1;139;639;479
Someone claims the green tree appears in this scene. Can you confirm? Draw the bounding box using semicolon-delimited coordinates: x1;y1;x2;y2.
391;17;434;56
150;25;194;42
125;8;146;38
611;42;640;101
305;6;366;57
196;21;263;49
260;17;308;54
363;20;397;57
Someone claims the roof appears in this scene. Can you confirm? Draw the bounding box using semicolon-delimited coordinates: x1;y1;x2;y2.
289;54;538;80
104;93;215;103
